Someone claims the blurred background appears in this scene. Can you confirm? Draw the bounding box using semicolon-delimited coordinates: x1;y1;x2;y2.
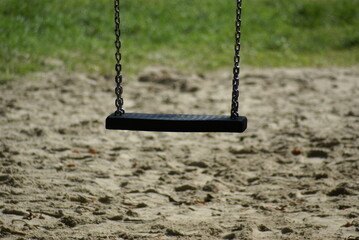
1;0;358;83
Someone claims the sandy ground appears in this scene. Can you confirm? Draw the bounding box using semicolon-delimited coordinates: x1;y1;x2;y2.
0;67;358;240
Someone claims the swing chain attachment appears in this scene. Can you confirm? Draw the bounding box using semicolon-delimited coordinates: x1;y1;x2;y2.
231;0;242;119
114;0;125;115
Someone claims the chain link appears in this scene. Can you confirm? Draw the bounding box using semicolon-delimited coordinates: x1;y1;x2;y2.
231;0;242;119
114;0;125;115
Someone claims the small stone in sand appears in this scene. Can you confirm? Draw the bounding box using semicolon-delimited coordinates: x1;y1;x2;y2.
223;232;236;239
258;224;271;232
108;215;124;221
187;161;209;168
61;216;78;227
327;184;352;196
175;185;197;192
307;150;328;158
314;172;328;180
281;227;294;234
70;195;89;204
126;210;139;217
136;203;148;208
98;195;113;204
166;228;184;236
204;194;214;202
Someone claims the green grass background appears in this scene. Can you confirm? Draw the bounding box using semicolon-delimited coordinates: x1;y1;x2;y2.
1;0;358;82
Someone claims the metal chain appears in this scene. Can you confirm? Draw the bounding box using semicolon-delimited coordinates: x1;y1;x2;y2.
113;0;240;117
114;0;125;115
231;0;242;119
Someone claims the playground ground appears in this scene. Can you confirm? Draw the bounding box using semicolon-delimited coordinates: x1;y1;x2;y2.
0;67;358;239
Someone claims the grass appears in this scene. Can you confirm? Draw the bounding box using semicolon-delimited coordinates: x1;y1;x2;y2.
0;0;358;81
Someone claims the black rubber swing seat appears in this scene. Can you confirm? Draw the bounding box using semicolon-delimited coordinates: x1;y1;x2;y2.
106;113;247;132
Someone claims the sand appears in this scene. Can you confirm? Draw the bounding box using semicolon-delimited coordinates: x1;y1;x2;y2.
0;67;358;240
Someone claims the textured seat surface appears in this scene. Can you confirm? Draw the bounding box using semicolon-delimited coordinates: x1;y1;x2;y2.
106;113;247;132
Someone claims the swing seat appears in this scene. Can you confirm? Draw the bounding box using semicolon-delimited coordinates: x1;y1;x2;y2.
106;113;247;132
